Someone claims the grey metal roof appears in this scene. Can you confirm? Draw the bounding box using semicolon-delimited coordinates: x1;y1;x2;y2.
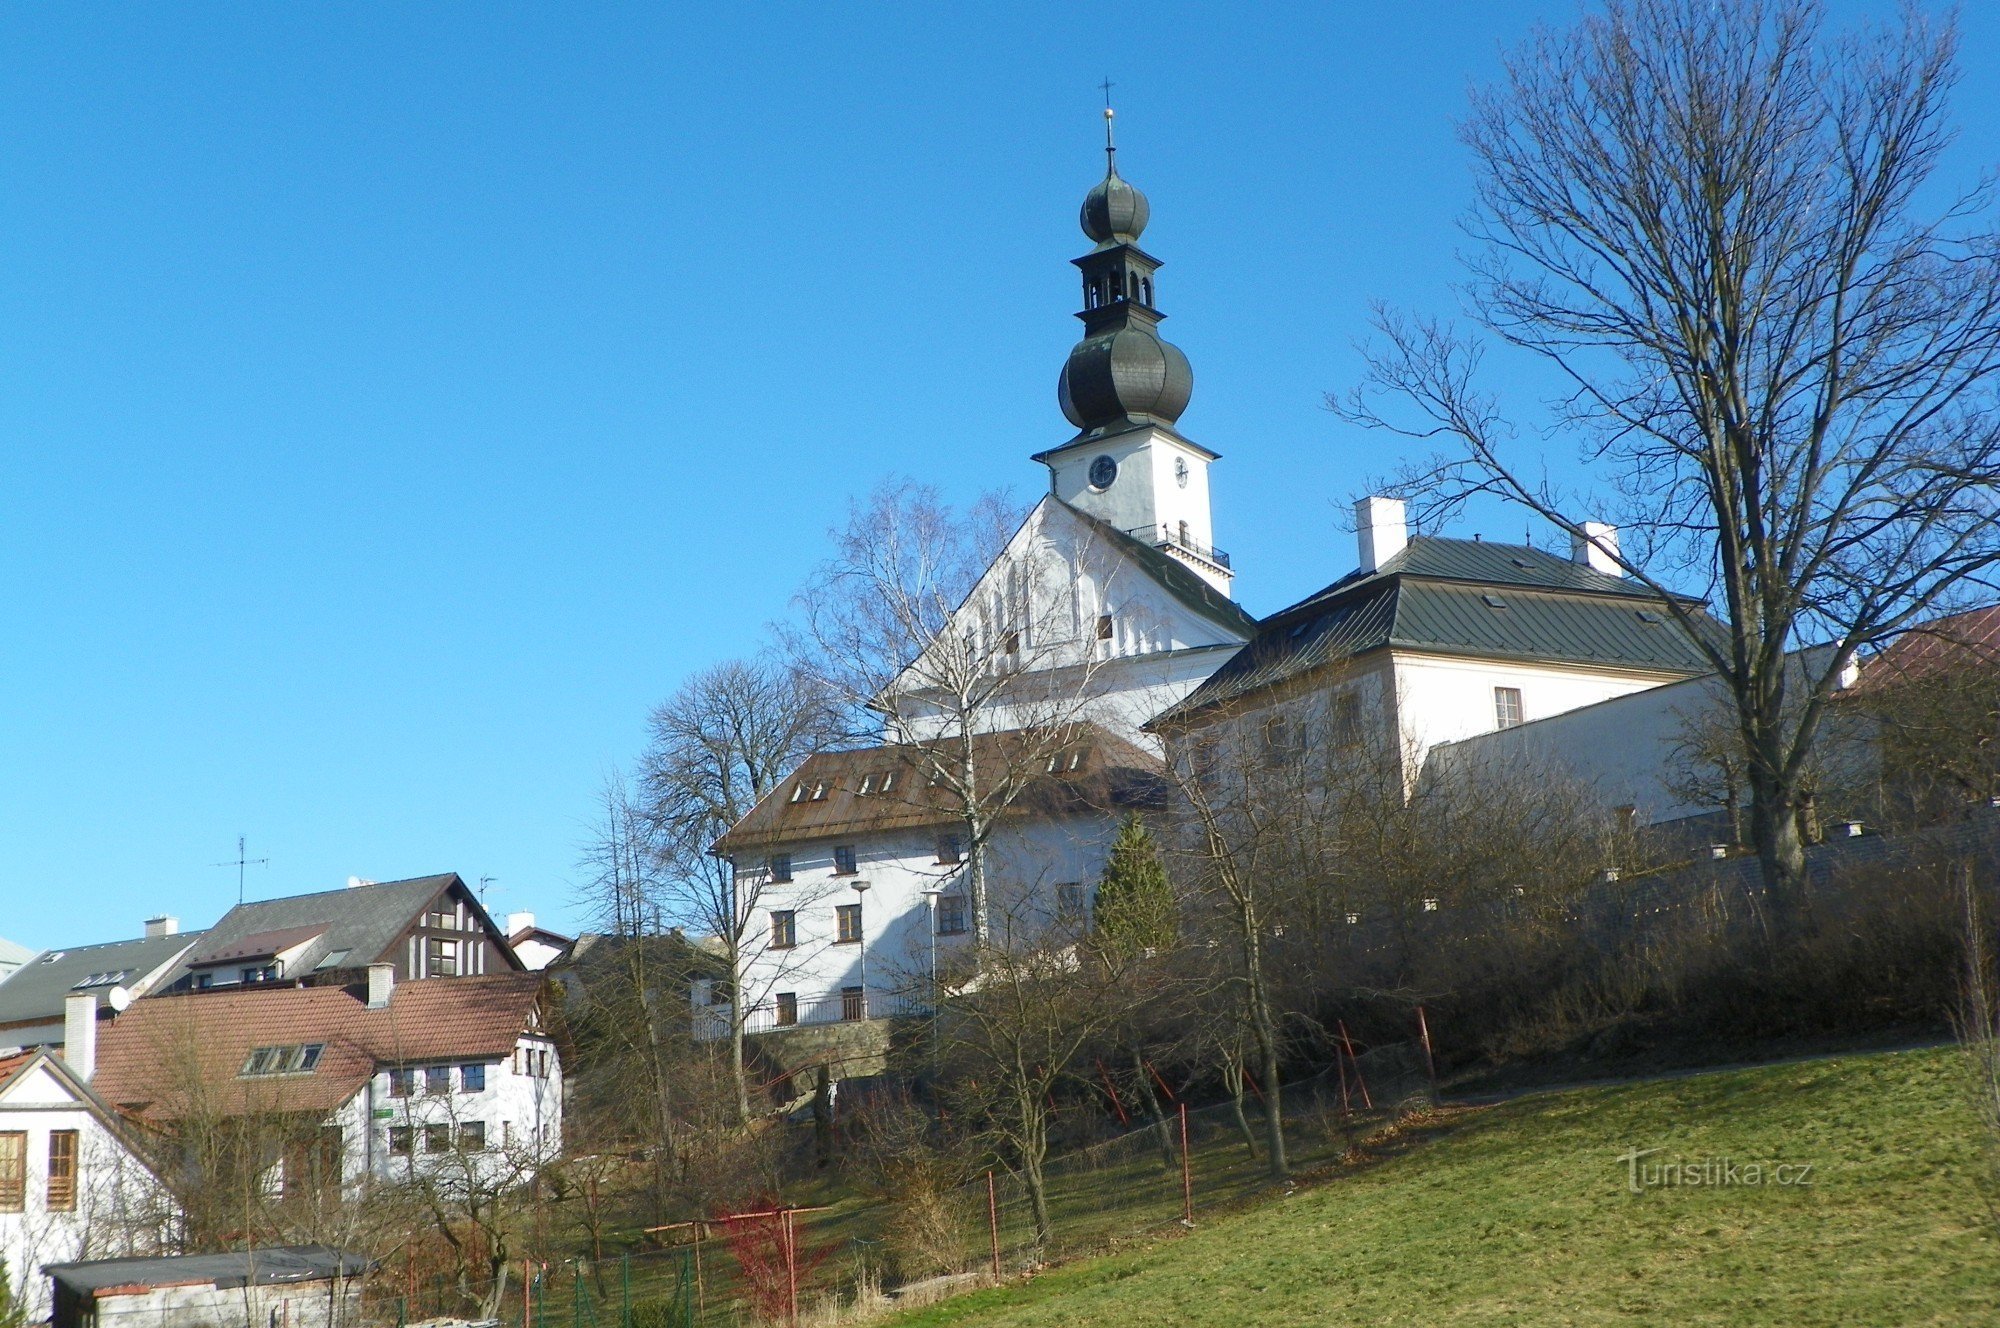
157;874;500;990
1154;536;1721;725
0;932;203;1031
1063;502;1258;638
46;1246;375;1294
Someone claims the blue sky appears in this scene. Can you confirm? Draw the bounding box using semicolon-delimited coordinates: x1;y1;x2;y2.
2;2;1994;948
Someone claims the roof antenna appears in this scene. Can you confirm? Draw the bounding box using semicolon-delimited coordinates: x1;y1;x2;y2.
478;875;498;907
1100;77;1117;174
1526;525;1534;548
213;835;269;906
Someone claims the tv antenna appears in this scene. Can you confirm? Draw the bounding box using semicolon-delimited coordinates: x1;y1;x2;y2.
214;835;269;905
478;875;499;906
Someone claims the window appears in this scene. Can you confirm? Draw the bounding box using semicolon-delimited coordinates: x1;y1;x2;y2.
285;1127;343;1196
425;905;456;930
426;937;459;977
858;775;875;795
809;782;828;801
1494;686;1524;729
1336;688;1368;752
241;965;277;984
0;1133;22;1212
836;903;863;944
1262;717;1295;765
425;1066;452;1096
790;783;807;803
770;910;797;949
388;1068;416;1098
194;974;213;990
1056;883;1085;918
1003;630;1020;654
769;853;793;883
423;1123;452;1155
935;834;962;865
1481;594;1508;609
47;1131;77;1211
841;986;866;1021
388;1126;413;1156
461;1063;486;1093
459;1122;487;1152
833;845;857;875
774;992;799;1026
1096;614;1114;641
936;895;968;935
878;771;896;792
241;1043;324;1077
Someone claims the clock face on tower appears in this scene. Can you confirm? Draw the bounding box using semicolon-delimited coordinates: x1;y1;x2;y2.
1175;457;1190;488
1088;455;1118;490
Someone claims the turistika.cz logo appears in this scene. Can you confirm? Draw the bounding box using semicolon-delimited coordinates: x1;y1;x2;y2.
1616;1147;1815;1193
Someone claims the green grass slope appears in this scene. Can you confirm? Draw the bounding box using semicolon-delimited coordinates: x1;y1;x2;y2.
893;1047;2000;1327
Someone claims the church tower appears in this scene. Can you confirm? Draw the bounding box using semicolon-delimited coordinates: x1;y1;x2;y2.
1035;108;1232;596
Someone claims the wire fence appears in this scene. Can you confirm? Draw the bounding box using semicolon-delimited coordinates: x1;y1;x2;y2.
353;1046;1432;1328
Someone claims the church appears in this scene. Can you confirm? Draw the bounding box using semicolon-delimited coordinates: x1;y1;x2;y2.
702;114;1716;1063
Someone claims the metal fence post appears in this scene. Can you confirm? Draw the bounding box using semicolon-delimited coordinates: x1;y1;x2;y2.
1179;1103;1193;1227
985;1171;1001;1278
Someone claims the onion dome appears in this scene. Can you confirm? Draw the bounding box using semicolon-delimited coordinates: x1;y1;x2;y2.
1081;170;1149;246
1059;325;1191;429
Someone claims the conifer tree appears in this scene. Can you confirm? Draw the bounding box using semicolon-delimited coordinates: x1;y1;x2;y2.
1093;815;1176;955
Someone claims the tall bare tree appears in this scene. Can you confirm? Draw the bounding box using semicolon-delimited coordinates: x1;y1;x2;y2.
1335;0;2000;924
629;654;837;1121
790;478;1121;948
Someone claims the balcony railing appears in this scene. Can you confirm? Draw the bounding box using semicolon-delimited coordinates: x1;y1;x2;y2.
1128;524;1231;571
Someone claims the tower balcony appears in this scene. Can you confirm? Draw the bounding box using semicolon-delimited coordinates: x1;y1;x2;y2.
1129;523;1231;573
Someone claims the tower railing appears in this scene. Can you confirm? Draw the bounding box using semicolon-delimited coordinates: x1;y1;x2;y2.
1128;524;1231;571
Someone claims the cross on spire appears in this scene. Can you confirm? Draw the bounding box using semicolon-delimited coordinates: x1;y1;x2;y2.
1100;77;1117;170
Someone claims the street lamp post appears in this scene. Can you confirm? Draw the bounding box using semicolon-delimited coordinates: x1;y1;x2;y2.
919;888;944;1070
852;880;871;1018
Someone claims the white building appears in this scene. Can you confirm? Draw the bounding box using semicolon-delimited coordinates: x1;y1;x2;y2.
0;1014;173;1322
91;969;561;1194
703;726;1163;1041
505;914;574;972
1149;497;1722;788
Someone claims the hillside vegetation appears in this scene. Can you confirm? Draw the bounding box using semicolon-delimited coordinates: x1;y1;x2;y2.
891;1047;1999;1327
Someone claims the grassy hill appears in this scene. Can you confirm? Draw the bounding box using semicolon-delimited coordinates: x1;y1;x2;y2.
890;1046;2000;1327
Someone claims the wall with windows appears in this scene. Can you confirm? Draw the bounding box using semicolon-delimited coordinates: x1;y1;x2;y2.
0;1059;170;1321
711;814;1122;1044
355;1033;562;1190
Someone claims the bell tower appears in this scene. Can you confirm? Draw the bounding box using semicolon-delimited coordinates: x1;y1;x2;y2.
1034;107;1230;595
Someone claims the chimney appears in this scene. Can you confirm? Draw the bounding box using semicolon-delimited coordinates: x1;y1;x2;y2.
1356;496;1408;573
1571;521;1623;576
506;912;535;938
367;963;395;1010
346;876;376;890
143;915;178;939
63;994;96;1081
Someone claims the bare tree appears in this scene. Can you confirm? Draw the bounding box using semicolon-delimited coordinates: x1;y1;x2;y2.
790;478;1121;949
626;655;837;1122
1335;0;2000;924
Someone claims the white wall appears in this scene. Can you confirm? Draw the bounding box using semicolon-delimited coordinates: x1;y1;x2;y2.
356;1035;562;1191
88;1276;366;1328
0;1062;169;1322
717;814;1122;1039
1046;427;1225;591
882;498;1248;755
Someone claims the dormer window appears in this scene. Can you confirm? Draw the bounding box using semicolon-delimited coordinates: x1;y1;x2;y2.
790;783;807;803
810;782;828;801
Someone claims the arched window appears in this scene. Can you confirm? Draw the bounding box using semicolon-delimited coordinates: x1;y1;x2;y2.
1140;277;1153;304
1127;271;1139;300
1084;281;1097;309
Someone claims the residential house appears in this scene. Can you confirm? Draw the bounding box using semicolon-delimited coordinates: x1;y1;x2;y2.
156;874;523;993
704;724;1163;1045
1149;498;1723;789
91;968;561;1193
0;1004;174;1322
45;1246;374;1328
0;939;32;986
0;921;202;1056
504;914;573;972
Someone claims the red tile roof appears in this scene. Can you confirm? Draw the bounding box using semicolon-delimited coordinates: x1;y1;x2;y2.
0;1050;35;1093
92;973;547;1122
1859;605;2000;689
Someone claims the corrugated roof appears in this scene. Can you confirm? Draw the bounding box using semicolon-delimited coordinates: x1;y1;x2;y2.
92;972;547;1121
712;723;1165;855
158;873;522;990
1155;536;1721;725
0;932;204;1032
47;1246;376;1295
